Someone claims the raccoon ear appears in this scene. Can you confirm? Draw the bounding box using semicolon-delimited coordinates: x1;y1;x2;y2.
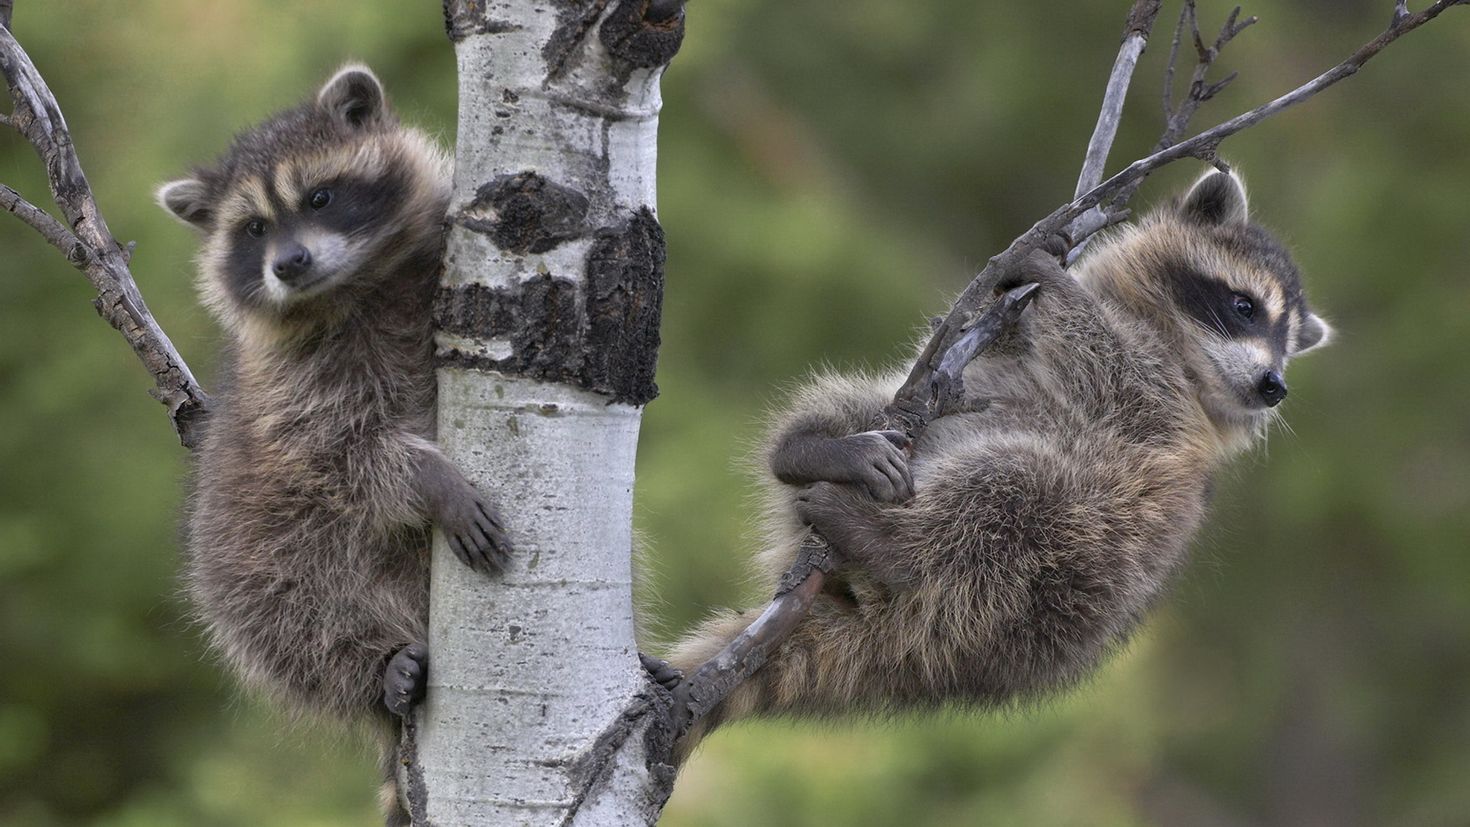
1293;312;1333;355
318;64;386;130
1181;170;1248;226
156;178;212;229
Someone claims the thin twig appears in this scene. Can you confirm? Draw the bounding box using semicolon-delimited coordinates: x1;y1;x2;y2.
0;19;210;447
0;183;87;260
1393;0;1411;27
1116;0;1258;210
1074;1;1162;199
1162;2;1188;119
1170;2;1257;149
669;0;1469;742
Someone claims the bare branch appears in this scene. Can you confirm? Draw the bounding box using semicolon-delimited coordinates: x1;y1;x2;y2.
1162;2;1187;121
1071;1;1162;249
1164;2;1258;150
0;183;84;258
1110;1;1259;215
668;0;1469;742
0;0;12;32
1068;2;1162;259
0;22;210;447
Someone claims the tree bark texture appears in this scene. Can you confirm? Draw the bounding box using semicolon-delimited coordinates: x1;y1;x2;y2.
410;1;683;824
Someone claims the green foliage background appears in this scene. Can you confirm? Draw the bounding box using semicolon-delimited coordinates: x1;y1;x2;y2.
2;2;1467;824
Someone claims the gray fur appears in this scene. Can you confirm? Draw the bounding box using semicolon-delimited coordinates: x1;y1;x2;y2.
669;172;1331;758
164;66;503;825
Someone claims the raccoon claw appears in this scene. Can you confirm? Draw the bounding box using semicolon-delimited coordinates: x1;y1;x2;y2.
441;492;512;576
996;247;1068;296
639;653;683;691
1040;231;1073;261
836;431;914;503
384;643;428;718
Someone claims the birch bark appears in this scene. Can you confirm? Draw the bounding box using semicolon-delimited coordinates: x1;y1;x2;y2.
409;2;684;823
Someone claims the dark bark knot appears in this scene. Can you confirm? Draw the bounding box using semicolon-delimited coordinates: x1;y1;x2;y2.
435;207;665;406
456;172;591;255
600;0;686;69
442;0;521;41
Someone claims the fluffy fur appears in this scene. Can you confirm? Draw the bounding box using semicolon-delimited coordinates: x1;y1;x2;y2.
668;171;1332;757
161;65;508;826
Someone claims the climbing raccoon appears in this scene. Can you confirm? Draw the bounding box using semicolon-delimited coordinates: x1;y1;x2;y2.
668;171;1332;755
157;65;509;824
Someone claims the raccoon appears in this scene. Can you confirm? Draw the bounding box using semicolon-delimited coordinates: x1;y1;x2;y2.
156;66;509;823
667;171;1332;756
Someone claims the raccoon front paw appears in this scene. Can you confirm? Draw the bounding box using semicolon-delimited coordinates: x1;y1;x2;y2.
438;488;513;575
639;652;683;692
996;247;1067;294
383;643;428;718
831;431;914;502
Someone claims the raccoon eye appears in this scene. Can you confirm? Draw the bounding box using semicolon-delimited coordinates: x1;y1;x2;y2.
1231;293;1255;321
309;188;333;210
244;219;266;238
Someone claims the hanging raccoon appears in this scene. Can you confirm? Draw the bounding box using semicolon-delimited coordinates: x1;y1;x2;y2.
156;66;508;824
666;170;1332;756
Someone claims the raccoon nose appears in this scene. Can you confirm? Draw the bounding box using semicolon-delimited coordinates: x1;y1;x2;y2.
1257;370;1288;407
272;243;313;282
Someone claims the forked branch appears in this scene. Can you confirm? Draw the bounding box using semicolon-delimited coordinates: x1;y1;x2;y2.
0;17;209;447
666;0;1468;744
1066;0;1164;257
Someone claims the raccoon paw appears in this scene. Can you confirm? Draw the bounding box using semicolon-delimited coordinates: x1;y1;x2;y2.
440;488;513;575
829;431;914;502
996;247;1067;294
639;652;683;691
383;643;428;718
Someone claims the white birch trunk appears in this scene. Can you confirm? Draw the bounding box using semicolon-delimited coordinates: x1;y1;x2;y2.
406;1;684;823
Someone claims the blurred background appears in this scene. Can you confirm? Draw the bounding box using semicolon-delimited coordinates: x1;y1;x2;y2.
2;1;1467;825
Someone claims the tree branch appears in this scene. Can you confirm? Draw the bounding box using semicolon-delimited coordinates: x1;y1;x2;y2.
668;0;1468;742
1068;0;1162;248
1071;0;1254;261
1;183;86;259
0;18;210;448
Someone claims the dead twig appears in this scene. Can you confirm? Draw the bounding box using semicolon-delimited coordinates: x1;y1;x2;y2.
1076;0;1257;260
1068;1;1164;252
0;16;209;447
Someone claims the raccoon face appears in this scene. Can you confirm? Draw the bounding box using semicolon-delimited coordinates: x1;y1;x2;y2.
1164;171;1332;422
156;66;449;323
